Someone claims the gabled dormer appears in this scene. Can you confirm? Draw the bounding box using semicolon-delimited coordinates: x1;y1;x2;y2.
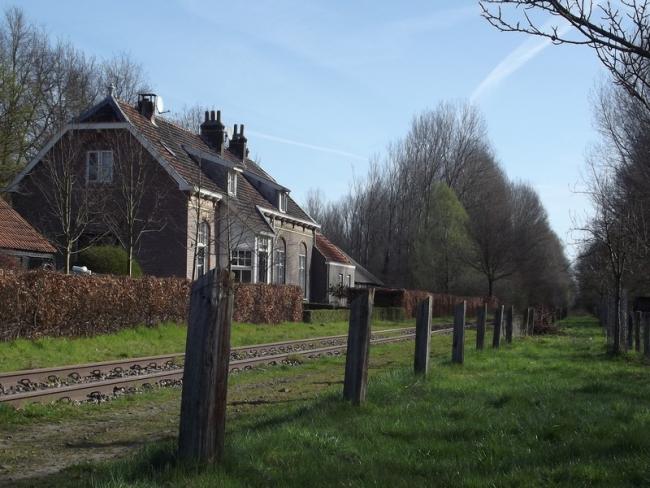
278;190;288;213
227;170;238;197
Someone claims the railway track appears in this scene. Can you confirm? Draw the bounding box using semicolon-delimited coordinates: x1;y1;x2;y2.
0;326;454;408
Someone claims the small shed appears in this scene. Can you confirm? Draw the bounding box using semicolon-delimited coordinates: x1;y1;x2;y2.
0;198;55;269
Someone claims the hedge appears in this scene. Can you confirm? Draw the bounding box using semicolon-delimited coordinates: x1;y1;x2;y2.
0;270;188;341
77;245;143;277
372;288;498;318
233;283;303;324
0;271;303;341
303;307;406;324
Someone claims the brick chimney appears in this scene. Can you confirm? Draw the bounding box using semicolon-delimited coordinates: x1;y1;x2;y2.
229;123;248;161
137;94;156;123
200;110;227;154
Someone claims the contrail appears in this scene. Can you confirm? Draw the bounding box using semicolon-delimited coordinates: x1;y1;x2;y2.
471;19;572;102
247;130;366;161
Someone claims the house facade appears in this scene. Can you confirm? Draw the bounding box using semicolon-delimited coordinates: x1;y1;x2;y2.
9;92;318;298
310;233;384;305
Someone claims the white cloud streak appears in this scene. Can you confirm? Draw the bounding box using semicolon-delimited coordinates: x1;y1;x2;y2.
247;130;366;161
470;20;573;102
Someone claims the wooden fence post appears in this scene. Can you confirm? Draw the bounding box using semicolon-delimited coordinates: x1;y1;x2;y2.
476;303;487;350
493;305;504;349
627;312;634;351
505;306;514;344
178;269;234;463
414;296;432;375
343;288;374;405
644;313;650;359
529;308;536;336
635;311;642;352
523;308;530;337
452;301;466;364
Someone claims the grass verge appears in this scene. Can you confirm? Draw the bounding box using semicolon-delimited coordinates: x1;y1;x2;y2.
0;316;453;372
8;315;650;487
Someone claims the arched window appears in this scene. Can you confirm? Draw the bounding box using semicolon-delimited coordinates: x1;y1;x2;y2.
196;221;209;277
298;242;307;297
274;238;286;285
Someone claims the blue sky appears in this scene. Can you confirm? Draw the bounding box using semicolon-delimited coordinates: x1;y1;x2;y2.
6;0;602;258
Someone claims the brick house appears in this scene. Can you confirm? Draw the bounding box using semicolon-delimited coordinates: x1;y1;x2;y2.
9;92;319;298
0;198;55;269
310;232;384;305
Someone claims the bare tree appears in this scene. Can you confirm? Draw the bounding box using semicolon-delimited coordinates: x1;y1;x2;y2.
103;131;167;277
29;130;101;273
480;0;650;108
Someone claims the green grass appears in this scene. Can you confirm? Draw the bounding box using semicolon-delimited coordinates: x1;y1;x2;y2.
12;315;650;487
0;317;434;372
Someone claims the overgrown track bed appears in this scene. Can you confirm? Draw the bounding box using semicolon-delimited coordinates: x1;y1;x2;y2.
0;326;456;408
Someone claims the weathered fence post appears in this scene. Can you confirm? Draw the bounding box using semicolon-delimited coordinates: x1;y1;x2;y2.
452;301;466;364
414;296;432;375
529;308;536;336
627;312;634;352
635;311;642;352
343;288;374;405
178;269;234;463
505;306;514;344
644;313;650;359
493;305;504;349
523;308;530;337
476;303;487;350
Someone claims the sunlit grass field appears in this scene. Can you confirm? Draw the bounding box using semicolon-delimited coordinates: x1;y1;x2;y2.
18;315;650;487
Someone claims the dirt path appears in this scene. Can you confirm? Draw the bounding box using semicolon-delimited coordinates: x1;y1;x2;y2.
0;363;350;487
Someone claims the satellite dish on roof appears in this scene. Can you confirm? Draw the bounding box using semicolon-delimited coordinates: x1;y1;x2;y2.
155;95;165;114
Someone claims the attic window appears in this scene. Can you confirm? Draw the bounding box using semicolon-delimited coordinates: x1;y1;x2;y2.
160;140;175;157
227;171;237;196
278;191;288;213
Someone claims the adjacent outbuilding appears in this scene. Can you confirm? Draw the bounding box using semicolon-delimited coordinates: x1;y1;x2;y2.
0;198;55;269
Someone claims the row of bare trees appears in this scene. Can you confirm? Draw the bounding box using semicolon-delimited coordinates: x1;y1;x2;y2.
0;6;149;190
479;1;650;352
307;102;572;311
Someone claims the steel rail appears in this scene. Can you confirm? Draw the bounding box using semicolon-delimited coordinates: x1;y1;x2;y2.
0;326;418;389
0;328;454;408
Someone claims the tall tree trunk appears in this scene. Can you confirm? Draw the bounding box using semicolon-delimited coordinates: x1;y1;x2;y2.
65;242;71;275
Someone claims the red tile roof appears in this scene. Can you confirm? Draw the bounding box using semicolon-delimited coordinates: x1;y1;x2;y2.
0;199;56;254
315;233;350;264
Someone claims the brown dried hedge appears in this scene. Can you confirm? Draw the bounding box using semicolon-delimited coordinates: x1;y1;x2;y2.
373;288;498;318
0;271;303;341
233;283;303;324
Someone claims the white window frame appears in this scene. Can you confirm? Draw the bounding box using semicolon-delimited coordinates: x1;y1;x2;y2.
231;248;253;283
298;246;307;297
255;236;271;284
196;221;209;277
227;171;237;196
347;274;352;288
278;191;288;213
86;150;114;184
274;238;286;284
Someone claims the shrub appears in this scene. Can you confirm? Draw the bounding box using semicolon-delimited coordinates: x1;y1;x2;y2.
234;283;303;324
0;271;188;341
0;253;21;272
77;245;143;277
0;272;304;341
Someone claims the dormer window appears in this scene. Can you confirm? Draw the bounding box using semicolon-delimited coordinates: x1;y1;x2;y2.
278;191;288;213
227;171;237;196
86;151;113;184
